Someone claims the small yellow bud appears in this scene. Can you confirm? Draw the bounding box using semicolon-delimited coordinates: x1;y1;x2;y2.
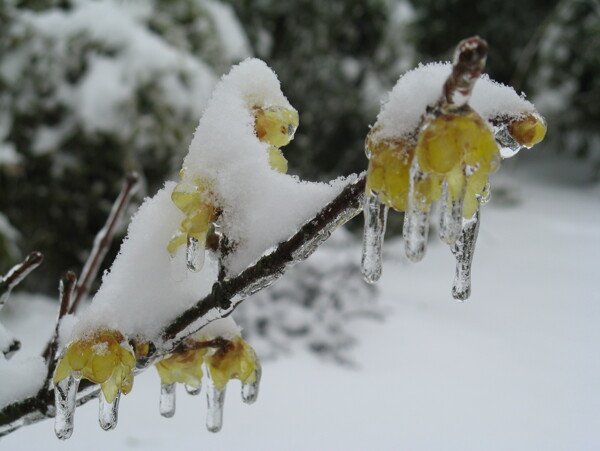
508;113;546;148
255;106;299;148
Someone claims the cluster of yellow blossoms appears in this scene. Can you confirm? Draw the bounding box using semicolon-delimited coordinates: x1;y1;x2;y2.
53;329;136;403
167;105;299;259
155;336;260;391
366;111;547;220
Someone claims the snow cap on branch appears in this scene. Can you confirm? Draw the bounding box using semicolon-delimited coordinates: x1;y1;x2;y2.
373;62;538;142
70;58;351;341
181;58;351;276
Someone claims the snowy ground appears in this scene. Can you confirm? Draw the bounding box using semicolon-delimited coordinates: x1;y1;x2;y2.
1;153;599;450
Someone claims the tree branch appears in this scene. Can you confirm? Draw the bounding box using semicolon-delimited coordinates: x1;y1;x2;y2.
68;172;139;315
0;252;44;308
0;36;531;438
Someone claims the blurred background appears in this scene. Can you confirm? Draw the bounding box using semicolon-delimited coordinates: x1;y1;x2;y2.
1;0;598;292
1;2;599;448
0;0;598;357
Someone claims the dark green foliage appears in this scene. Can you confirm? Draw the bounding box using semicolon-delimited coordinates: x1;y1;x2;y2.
0;0;240;291
411;0;599;173
522;0;600;168
225;0;408;180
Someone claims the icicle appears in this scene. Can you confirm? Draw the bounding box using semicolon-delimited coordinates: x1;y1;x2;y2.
206;383;226;433
496;126;523;159
54;374;80;440
439;179;465;245
403;162;430;262
186;235;205;272
159;383;176;418
169;245;187;282
480;182;491;205
241;364;262;405
98;390;120;431
361;191;388;284
185;383;201;396
450;208;481;301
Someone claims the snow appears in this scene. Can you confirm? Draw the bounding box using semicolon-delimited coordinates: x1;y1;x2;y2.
0;324;15;352
203;1;252;62
0;355;46;408
47;58;353;344
1;153;598;449
73;183;217;342
373;63;537;141
182;58;352;276
14;0;217;138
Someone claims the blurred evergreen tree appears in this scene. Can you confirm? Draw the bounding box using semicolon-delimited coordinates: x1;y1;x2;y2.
521;0;600;171
0;0;249;291
411;0;599;174
224;0;415;180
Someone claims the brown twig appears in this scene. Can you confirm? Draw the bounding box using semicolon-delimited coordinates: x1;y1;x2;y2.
0;252;44;307
42;272;77;369
440;36;488;110
162;173;367;343
68;172;139;315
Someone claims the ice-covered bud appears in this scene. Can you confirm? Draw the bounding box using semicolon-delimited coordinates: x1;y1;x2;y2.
155;347;207;389
53;329;136;403
254;106;299;148
415;111;499;219
167;170;218;264
508;113;547;148
365;131;414;212
254;105;299;173
205;337;260;391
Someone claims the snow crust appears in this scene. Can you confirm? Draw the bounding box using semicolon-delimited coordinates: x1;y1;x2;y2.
73;183;216;341
0;355;46;408
182;58;351;276
374;62;537;141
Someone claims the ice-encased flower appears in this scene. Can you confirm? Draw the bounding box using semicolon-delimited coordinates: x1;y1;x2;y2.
53;329;136;403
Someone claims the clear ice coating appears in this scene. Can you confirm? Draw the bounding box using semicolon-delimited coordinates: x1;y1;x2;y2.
241;364;262;405
403;162;430;262
185;383;201;396
450;208;481;301
479;182;491;205
54;374;80;440
361;192;388;284
170;244;187;282
98;390;120;431
186;235;204;273
206;383;226;433
439;179;465;245
159;383;176;418
496;126;523;159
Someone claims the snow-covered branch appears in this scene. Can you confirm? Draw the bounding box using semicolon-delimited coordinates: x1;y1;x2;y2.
0;36;547;439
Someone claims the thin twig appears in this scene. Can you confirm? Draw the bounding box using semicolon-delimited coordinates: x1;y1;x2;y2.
0;252;44;308
68;172;139;314
162;173;367;342
440;36;488;110
42;272;77;369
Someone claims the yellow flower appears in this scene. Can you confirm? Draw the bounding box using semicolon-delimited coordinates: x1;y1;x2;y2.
508;113;547;148
254;105;299;173
154;336;259;392
155;347;207;388
53;329;136;403
167;173;218;256
205;337;259;391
